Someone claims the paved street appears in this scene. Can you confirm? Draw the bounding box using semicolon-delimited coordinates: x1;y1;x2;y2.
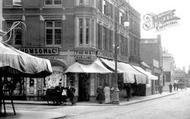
63;89;190;119
2;89;190;119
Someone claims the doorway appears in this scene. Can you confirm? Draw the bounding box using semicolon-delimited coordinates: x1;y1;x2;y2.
78;73;90;101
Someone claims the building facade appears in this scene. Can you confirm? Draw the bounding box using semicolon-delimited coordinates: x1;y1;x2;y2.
3;0;141;101
173;69;186;86
162;50;175;91
140;35;163;94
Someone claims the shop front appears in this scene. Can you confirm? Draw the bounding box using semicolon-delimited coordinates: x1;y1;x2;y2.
152;68;162;94
65;58;156;102
1;45;53;101
65;58;112;102
25;59;67;101
131;65;158;96
100;58;148;98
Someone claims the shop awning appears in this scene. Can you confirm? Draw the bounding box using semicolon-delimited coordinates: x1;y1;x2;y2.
132;65;158;80
100;58;147;84
0;41;52;77
100;58;122;72
65;58;112;73
118;62;147;84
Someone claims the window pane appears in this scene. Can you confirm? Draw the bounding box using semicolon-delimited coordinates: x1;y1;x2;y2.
14;28;22;45
55;29;61;44
97;24;102;49
79;0;83;4
104;4;107;15
97;0;102;12
6;21;14;30
45;0;52;5
103;27;106;50
86;0;90;5
79;18;83;44
46;21;53;27
54;0;62;4
13;0;22;7
86;18;90;44
46;29;53;44
55;21;62;27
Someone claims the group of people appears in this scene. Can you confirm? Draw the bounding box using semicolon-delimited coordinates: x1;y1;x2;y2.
96;85;111;104
169;83;179;93
96;84;132;104
55;83;76;105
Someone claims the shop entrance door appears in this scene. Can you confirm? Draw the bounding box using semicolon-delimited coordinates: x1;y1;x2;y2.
78;73;90;101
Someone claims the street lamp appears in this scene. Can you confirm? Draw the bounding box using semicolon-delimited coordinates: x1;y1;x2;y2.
112;14;129;104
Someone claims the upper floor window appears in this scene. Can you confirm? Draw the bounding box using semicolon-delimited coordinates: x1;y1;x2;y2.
45;20;62;45
3;0;22;8
78;0;90;6
103;0;113;18
44;0;62;6
85;18;90;44
12;0;22;7
6;21;23;45
78;17;90;46
97;23;102;49
79;0;84;5
79;18;83;44
119;11;129;26
97;0;102;12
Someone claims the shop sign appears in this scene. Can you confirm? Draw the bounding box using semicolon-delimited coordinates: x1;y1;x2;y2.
19;47;59;55
153;59;159;68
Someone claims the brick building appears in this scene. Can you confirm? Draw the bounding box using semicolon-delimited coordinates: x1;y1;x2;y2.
140;35;163;94
3;0;142;101
162;50;175;91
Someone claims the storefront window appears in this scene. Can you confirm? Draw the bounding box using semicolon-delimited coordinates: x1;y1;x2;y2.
3;77;25;99
118;74;124;90
97;74;110;87
67;73;75;87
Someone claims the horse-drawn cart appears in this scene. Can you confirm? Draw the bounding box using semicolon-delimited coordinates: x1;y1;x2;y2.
45;87;76;105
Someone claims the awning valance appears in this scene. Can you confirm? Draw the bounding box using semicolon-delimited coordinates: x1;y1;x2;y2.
100;58;147;84
65;58;112;73
132;65;158;80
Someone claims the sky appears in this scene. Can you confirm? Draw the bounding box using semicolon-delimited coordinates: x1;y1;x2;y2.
129;0;190;71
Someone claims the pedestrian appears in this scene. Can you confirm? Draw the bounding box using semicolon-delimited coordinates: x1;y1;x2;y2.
158;85;163;94
67;86;76;105
55;82;63;94
173;83;176;91
55;82;63;104
176;83;179;91
61;86;67;104
125;83;131;101
96;86;104;104
169;83;172;93
104;84;111;104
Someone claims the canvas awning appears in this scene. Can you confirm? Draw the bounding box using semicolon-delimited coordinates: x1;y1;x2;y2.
100;58;147;84
0;40;53;115
132;65;158;80
0;41;52;77
118;62;147;84
65;58;112;73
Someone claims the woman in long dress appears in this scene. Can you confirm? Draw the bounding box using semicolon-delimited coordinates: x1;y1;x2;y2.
96;86;104;104
104;85;110;103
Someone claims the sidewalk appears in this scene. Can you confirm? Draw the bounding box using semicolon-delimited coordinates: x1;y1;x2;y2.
5;91;177;106
2;91;179;119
